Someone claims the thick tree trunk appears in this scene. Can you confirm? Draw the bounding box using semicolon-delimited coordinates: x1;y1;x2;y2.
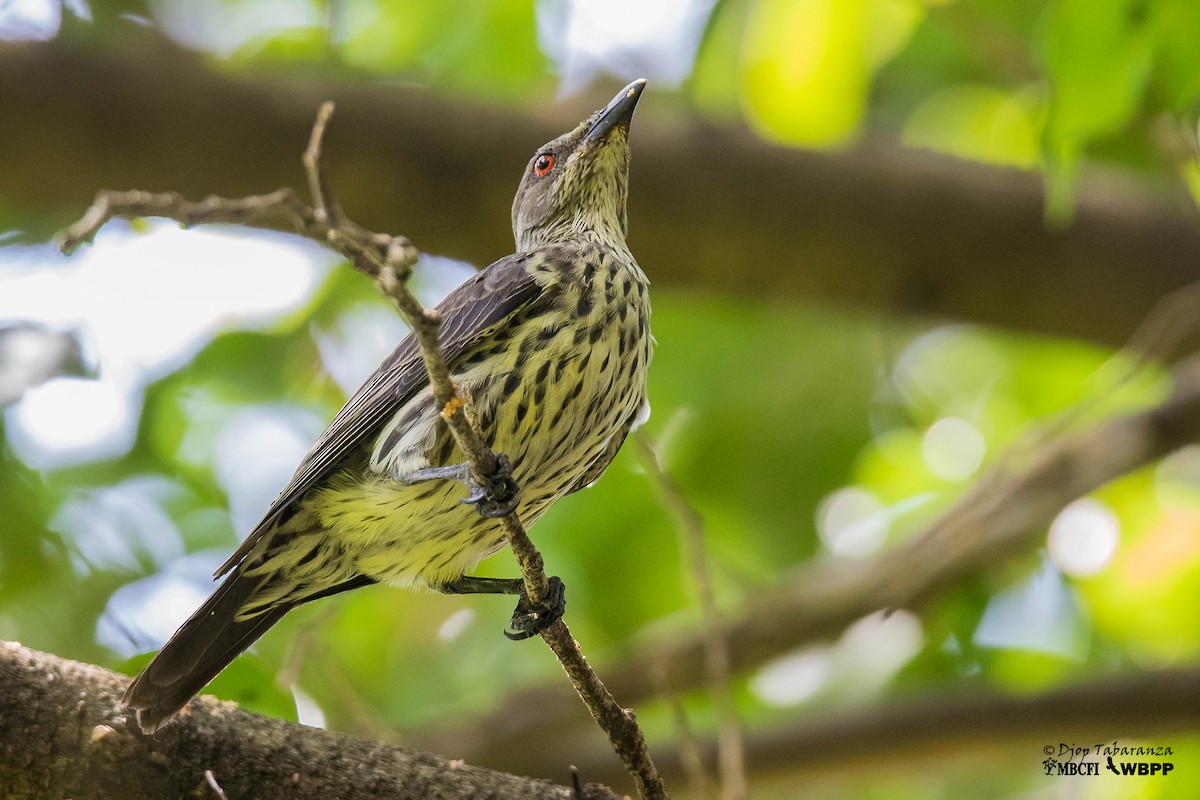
0;641;616;800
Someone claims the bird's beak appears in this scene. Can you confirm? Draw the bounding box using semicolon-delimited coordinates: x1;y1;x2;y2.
585;79;647;143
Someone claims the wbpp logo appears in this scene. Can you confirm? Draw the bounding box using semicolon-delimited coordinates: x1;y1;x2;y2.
1105;756;1175;776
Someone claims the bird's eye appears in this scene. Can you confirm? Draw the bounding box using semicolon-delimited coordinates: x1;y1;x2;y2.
533;153;556;177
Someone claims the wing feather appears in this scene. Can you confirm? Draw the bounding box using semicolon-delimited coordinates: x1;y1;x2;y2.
216;253;544;577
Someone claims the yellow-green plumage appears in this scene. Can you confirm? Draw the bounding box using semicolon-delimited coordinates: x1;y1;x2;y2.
124;80;652;732
248;240;650;602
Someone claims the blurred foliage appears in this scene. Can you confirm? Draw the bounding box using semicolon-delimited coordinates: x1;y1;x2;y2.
3;0;1200;798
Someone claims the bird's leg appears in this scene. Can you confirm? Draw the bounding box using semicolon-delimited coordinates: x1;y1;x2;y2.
438;575;524;596
397;463;469;482
399;454;520;518
439;574;566;640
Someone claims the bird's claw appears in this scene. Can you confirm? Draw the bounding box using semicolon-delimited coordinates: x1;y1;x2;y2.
504;576;566;640
459;453;521;518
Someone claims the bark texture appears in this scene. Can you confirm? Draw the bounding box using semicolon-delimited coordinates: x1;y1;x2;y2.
0;641;615;800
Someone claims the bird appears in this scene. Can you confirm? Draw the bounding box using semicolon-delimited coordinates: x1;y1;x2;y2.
124;79;653;733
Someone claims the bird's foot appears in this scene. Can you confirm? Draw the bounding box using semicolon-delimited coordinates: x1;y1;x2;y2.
505;576;566;640
401;455;520;518
459;453;521;518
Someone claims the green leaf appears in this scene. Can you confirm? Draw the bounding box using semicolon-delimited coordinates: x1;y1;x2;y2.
742;0;924;147
1043;0;1154;143
340;0;545;96
1041;0;1155;218
1150;0;1200;109
903;84;1044;167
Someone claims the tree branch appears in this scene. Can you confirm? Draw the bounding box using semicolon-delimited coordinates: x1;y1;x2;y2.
7;25;1200;349
59;188;321;253
0;641;616;800
58;103;668;800
421;355;1200;771
635;433;744;800
575;663;1200;788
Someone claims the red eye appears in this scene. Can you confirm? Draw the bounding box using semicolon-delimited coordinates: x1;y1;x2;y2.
533;153;555;176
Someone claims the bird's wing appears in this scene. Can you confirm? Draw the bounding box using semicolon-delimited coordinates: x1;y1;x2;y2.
215;253;544;578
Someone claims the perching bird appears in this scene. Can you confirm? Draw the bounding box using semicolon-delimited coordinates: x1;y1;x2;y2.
124;79;653;733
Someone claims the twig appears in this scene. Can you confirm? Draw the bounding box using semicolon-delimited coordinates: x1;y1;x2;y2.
539;623;664;799
302;101;340;228
204;770;231;800
298;103;546;609
58;102;667;800
420;354;1200;768
635;433;745;800
60;188;321;254
570;660;1200;788
652;354;1200;682
654;667;716;800
980;277;1200;484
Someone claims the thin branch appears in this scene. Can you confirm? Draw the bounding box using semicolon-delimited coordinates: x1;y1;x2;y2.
990;277;1200;475
635;434;745;800
420;354;1200;769
1122;280;1200;364
303;101;340;227
655;667;716;800
203;770;231;800
298;102;542;610
296;110;665;797
60;188;324;254
57;102;668;800
539;625;665;800
573;662;1200;789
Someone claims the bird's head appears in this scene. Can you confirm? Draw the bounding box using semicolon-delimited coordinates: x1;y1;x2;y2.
512;79;646;252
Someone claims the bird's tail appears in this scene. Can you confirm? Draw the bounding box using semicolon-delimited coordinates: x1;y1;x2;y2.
123;567;287;733
125;542;375;733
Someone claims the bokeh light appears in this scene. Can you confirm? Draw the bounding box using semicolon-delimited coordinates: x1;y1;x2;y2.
1047;498;1120;577
975;560;1088;660
751;646;832;707
922;416;987;482
537;0;716;94
0;222;332;469
816;486;888;557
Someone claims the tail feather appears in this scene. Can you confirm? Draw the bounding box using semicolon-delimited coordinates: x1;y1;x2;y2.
123;569;283;733
124;568;375;733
